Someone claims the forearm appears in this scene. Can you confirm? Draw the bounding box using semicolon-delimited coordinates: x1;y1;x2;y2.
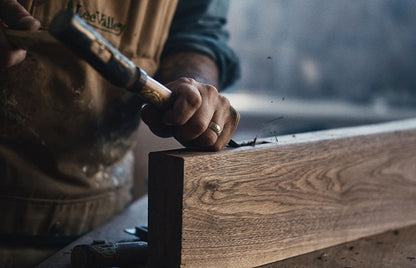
156;51;220;89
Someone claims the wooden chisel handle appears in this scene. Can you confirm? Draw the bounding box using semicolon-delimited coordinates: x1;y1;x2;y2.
3;11;172;110
48;10;173;110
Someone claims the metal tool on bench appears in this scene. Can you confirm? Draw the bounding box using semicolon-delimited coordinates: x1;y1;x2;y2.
124;225;149;241
71;240;148;268
70;226;149;268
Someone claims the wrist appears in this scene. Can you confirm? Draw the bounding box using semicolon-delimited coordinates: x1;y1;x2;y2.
156;51;220;89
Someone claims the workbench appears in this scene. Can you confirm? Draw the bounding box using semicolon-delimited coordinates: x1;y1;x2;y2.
36;194;416;268
37;119;416;267
36;195;148;268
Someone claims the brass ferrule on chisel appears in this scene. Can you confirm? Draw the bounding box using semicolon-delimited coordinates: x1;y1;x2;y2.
128;69;173;110
47;10;172;109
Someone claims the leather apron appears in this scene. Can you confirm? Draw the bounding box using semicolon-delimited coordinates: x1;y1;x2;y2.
0;0;178;238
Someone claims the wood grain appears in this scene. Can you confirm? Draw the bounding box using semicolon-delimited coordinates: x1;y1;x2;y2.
261;224;416;268
148;119;416;267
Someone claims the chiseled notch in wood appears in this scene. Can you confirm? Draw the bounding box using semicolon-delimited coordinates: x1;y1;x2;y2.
148;119;416;268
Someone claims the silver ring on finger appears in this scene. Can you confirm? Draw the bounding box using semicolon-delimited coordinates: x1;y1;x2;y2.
208;121;222;137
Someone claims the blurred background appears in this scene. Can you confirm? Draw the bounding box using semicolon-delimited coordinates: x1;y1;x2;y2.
133;0;416;196
225;0;416;140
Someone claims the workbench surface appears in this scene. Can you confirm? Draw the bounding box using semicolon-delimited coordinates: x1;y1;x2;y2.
36;195;148;268
36;195;416;268
263;224;416;268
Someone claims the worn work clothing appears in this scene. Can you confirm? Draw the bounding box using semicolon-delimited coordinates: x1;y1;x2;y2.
0;1;177;266
0;0;178;237
0;0;239;266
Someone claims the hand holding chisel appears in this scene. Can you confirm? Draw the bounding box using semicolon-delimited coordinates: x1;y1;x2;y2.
4;10;240;150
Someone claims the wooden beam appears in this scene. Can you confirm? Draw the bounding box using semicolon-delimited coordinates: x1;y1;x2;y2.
148;119;416;267
261;224;416;268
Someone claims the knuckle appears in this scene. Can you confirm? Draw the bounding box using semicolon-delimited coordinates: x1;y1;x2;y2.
211;143;224;152
186;89;202;108
205;84;219;97
230;107;240;126
169;115;186;125
167;77;196;91
234;110;241;125
190;120;207;135
219;95;230;107
201;135;217;147
177;77;195;85
198;130;218;147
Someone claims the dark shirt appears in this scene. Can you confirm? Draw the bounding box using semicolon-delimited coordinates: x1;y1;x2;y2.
162;0;240;89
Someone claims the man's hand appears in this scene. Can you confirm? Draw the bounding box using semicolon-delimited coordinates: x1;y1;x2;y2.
0;0;40;67
141;78;239;151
